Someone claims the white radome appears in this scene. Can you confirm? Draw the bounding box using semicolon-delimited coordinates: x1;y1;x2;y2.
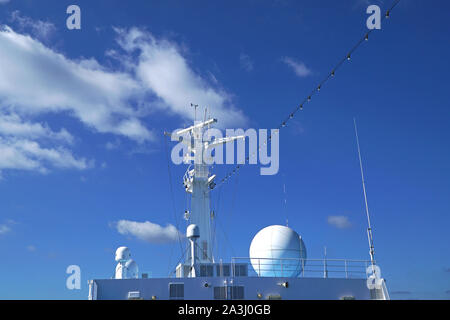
114;246;139;279
115;259;139;279
124;259;139;279
186;224;200;239
115;246;131;262
249;225;307;277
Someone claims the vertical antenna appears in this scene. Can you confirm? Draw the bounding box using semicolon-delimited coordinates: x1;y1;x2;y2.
282;177;288;226
191;103;198;122
353;118;376;266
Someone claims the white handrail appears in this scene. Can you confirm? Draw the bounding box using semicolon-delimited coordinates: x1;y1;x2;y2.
230;257;372;279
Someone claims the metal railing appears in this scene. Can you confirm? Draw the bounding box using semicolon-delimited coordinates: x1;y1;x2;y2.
231;257;372;279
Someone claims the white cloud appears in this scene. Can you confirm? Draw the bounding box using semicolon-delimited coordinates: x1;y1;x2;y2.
239;53;254;72
0;224;11;235
0;26;152;174
282;56;312;77
0;26;154;143
0;113;73;144
0;219;15;235
327;215;352;229
0;112;81;173
10;11;56;41
0;137;90;172
116;219;183;244
114;27;247;127
0;0;10;4
0;24;247;175
105;140;120;150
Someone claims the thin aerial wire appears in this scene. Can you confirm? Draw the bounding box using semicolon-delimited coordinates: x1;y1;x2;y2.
164;135;185;257
354;119;372;231
353;118;375;265
213;0;401;190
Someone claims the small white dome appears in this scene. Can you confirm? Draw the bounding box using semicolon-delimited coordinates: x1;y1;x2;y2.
115;246;131;262
249;225;307;277
125;259;139;279
115;259;139;279
186;224;200;239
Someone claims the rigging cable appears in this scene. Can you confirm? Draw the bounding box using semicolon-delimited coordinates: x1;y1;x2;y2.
353;118;376;266
283;178;288;226
212;0;401;191
211;181;222;259
168;244;190;277
164;135;185;259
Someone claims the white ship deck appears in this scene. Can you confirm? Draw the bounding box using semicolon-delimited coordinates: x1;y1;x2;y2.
89;258;389;300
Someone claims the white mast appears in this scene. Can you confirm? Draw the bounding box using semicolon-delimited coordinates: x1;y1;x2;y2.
353;118;376;266
170;112;244;264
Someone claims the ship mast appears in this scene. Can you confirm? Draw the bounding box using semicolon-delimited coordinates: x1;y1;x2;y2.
169;112;244;264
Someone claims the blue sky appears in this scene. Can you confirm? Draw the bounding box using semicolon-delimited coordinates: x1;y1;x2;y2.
0;0;449;299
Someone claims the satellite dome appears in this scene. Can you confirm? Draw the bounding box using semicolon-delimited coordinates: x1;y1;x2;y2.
249;225;307;277
115;259;139;279
124;259;139;279
186;224;200;239
115;246;131;262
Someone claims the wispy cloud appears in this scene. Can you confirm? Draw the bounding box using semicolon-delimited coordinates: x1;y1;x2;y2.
0;224;11;235
114;27;247;128
0;113;73;143
10;11;56;42
0;26;153;141
105;139;121;151
0;23;247;176
0;137;91;173
0;219;16;235
282;56;312;77
115;219;183;244
327;215;352;229
0;0;10;4
239;53;254;72
289;119;305;135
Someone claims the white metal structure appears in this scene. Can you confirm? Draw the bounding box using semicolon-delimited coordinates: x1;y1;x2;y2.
186;224;200;277
249;225;307;277
115;246;130;262
114;247;139;279
89;117;389;300
169;119;244;263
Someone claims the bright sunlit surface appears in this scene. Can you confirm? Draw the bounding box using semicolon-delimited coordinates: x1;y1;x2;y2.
0;0;449;300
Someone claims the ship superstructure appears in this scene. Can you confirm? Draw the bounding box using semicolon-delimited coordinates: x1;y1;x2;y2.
88;117;389;300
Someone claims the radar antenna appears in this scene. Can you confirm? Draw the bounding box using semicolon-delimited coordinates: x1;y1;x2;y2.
167;113;244;264
190;103;199;122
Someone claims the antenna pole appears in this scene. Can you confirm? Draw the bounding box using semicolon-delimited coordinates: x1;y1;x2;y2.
191;103;198;122
323;246;328;278
353;118;376;266
283;182;288;226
